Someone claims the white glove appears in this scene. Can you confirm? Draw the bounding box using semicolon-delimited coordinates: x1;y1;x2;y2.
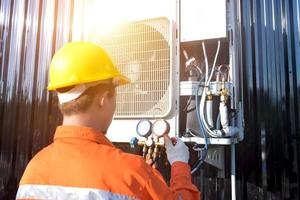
164;136;189;165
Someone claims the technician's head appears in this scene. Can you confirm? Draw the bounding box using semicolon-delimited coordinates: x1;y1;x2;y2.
47;42;130;129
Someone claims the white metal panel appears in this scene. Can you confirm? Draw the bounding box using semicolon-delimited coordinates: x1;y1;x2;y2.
180;0;227;41
107;118;176;142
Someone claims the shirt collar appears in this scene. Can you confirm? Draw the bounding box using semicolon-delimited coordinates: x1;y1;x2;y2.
54;125;114;147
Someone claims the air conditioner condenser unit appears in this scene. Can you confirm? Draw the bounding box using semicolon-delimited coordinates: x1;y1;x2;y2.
95;17;178;142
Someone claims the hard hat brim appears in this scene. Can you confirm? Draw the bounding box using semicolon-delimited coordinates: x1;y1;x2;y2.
48;74;130;91
118;75;131;86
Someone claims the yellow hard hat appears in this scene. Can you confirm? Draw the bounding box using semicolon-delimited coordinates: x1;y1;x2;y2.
47;42;130;90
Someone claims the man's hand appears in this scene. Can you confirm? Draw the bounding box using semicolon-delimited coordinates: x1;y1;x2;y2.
164;135;189;165
145;158;158;169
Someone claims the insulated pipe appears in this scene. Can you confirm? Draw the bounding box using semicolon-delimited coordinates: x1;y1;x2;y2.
219;102;229;128
206;100;214;128
200;88;217;137
206;91;214;128
216;113;221;130
210;126;239;138
219;101;239;137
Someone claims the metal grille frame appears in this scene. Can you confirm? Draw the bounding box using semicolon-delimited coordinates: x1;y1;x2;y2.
96;17;174;118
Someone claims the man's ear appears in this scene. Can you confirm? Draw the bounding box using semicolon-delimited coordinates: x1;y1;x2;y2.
98;91;109;108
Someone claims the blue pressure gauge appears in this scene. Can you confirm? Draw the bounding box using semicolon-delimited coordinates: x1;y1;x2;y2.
136;119;152;137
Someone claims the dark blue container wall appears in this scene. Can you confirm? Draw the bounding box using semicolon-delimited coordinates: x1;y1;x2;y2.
239;0;300;199
0;0;300;199
0;0;72;198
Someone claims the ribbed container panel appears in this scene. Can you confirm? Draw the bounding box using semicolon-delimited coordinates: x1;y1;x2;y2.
0;0;299;199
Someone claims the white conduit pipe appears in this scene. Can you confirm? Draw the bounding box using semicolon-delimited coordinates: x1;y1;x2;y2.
202;42;209;83
207;40;221;84
200;42;219;137
231;144;236;200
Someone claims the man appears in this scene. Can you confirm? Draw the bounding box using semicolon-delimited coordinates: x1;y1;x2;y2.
16;42;200;199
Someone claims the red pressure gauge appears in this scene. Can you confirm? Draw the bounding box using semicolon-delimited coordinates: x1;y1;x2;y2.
152;119;170;138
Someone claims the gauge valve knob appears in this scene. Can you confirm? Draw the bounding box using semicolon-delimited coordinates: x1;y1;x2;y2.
130;137;139;149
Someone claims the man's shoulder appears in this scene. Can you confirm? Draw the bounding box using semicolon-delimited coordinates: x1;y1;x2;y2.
108;149;152;179
19;144;54;184
96;145;149;170
99;145;145;164
23;144;56;172
119;151;145;165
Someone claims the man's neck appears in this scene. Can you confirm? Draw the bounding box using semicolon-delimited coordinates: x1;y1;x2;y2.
62;114;106;134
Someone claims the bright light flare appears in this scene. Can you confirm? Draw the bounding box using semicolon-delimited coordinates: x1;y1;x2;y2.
84;0;173;37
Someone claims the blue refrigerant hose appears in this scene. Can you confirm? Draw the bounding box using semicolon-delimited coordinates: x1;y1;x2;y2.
191;81;208;174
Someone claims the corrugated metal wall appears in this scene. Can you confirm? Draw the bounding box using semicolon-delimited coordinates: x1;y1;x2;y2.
239;0;300;199
0;0;300;199
0;0;72;198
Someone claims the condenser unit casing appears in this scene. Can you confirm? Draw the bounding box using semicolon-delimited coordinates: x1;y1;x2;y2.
95;17;178;142
86;0;244;143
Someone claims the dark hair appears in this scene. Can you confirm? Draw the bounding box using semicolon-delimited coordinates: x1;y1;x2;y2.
58;83;115;116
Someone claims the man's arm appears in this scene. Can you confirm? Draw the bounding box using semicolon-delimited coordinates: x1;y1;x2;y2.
141;136;201;200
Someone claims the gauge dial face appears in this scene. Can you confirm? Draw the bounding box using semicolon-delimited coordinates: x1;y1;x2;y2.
152;119;170;137
136;120;152;137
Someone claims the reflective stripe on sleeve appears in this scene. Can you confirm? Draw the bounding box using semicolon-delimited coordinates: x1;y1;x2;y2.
16;184;139;200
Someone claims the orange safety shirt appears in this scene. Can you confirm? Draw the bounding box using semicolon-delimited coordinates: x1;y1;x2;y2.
17;126;200;200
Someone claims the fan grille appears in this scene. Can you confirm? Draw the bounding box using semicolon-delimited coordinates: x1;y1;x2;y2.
98;17;171;117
